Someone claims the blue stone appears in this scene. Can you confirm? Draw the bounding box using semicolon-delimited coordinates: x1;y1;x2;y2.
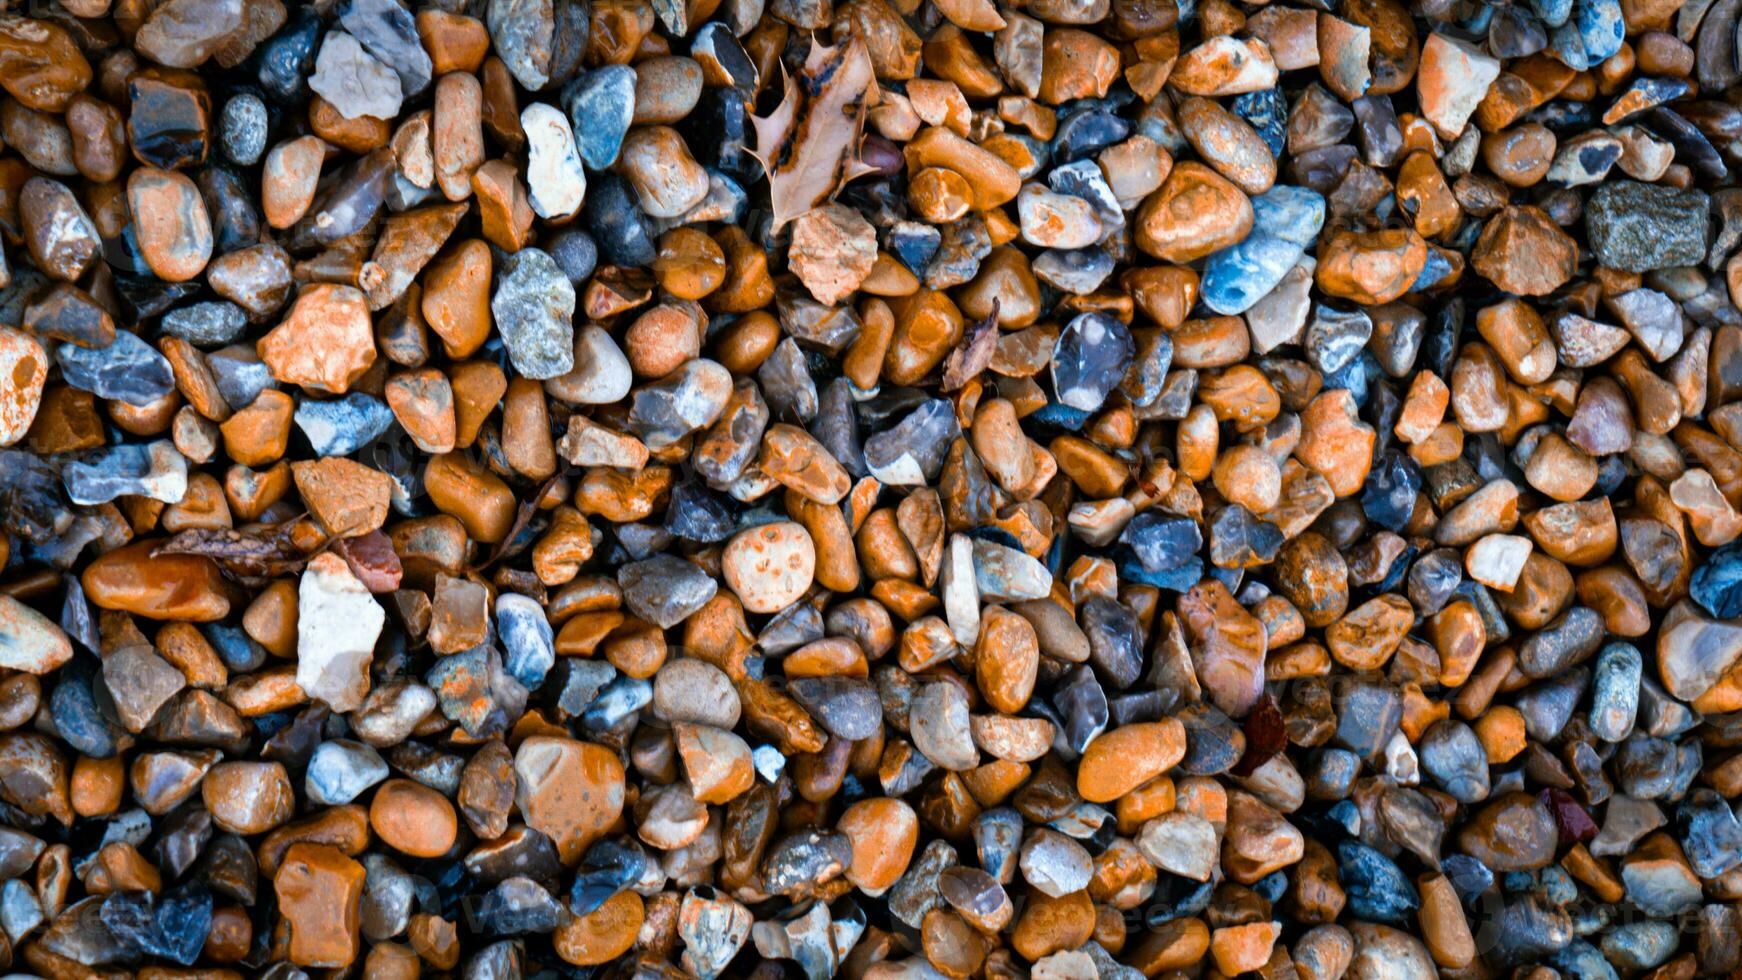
1052;107;1129;162
1692;542;1742;616
552;659;616;720
294;393;395;457
570;838;648;915
665;480;735;542
1338;840;1419;923
1051;312;1134;411
253;8;321;103
1576;0;1625;63
51;658;122;758
1120;555;1205;592
57;330;175;407
1552;940;1621;980
1361;450;1421;532
1531;0;1574;27
100;883;212;966
682;87;760;186
162;300;246;346
1054;665;1108;752
563;66;637;170
583;173;656;267
305;740;389;805
582;675;652;733
1444;853;1496;906
1031;402;1092;430
887;220;942;274
497;594;555;690
1120;512;1202;572
1251;185;1326;244
1048;160;1124;234
204;623;267;672
1201;185;1324;314
1232;88;1287;157
1201;233;1306;315
208;347;277;413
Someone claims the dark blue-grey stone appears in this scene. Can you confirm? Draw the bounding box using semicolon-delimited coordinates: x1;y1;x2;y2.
253;8;320;103
100;883;211;966
1052;107;1129;162
294;393;395;457
581;173;655;267
581;675;652;733
864;399;960;485
787;676;880;740
57;330;174;407
477;877;563;934
50;658;122;758
1338;840;1419;923
1361;450;1420;532
1081;596;1142;690
543;229;597;287
1333;678;1401;761
1053;665;1108;754
207;346;277;412
1679;788;1742;877
1051;312;1133;412
569;838;647;915
217;94;268;167
496;594;554;690
1120;512;1202;572
564;66;636;169
1232;88;1286;156
1691;541;1742;616
682;87;759;186
162;301;247;347
550;658;616;720
887;220;942;274
664;481;735;543
204;623;267;672
1418;719;1490;804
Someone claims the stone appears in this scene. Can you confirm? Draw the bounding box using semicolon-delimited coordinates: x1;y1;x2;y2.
492;247;575;380
310;31;402;120
1586;181;1711;272
513;735;625;864
296;552;385;713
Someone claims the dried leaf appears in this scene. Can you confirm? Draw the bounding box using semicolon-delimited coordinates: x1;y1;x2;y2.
154;526;307;579
1230;693;1287;777
749;36;879;231
941;299;1000;391
476;471;567;572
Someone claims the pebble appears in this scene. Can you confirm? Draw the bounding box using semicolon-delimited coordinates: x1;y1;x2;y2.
492;247;575;380
296;552;386;713
310;31;402;121
521;102;585;219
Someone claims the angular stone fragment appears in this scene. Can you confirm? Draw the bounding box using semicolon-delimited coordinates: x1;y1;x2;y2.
296;553;385;713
